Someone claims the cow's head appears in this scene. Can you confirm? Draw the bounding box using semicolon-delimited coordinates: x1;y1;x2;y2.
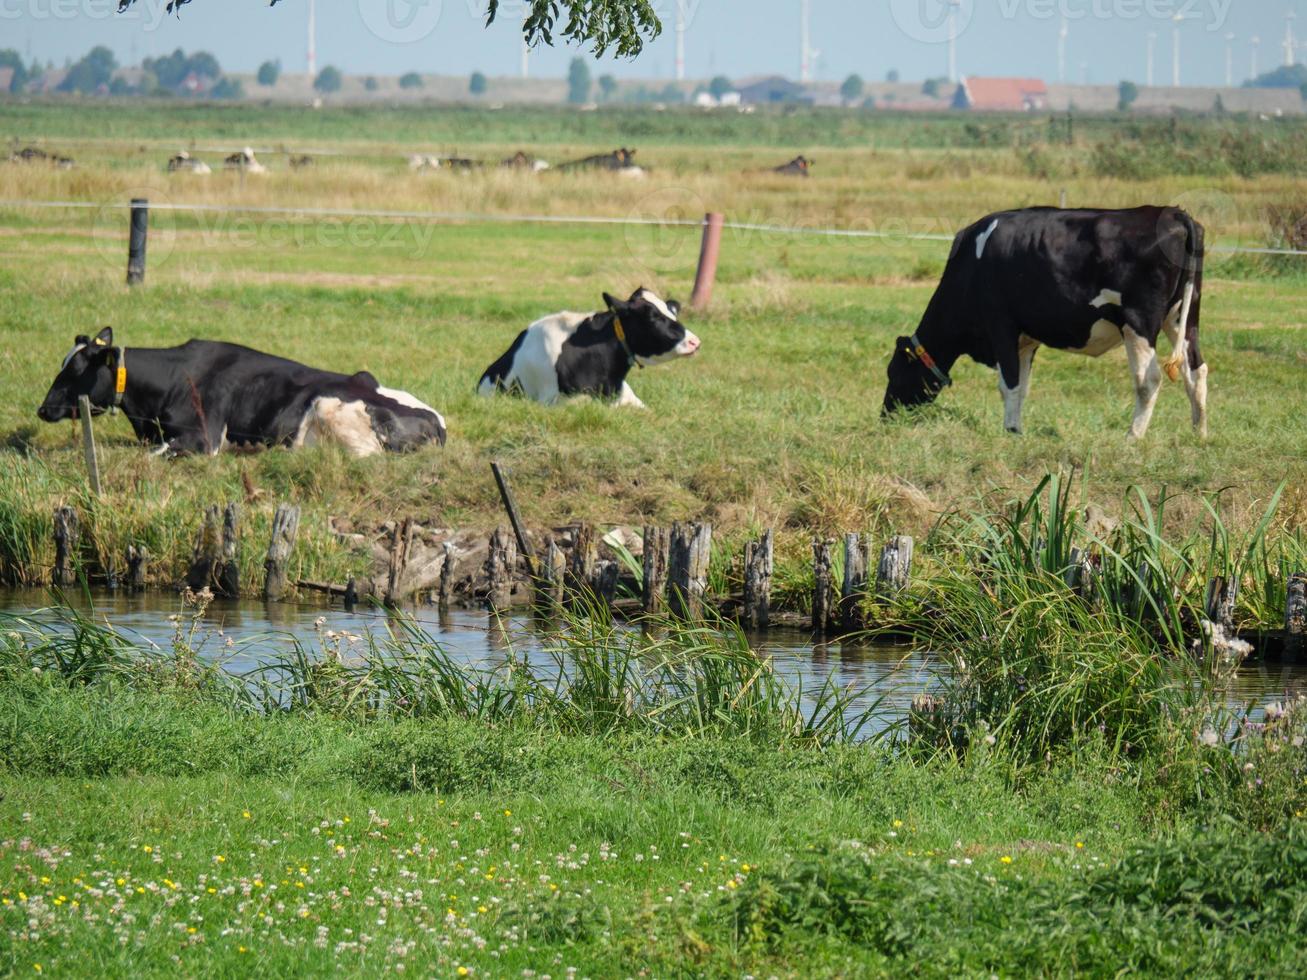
603;288;699;366
882;335;948;416
38;327;117;423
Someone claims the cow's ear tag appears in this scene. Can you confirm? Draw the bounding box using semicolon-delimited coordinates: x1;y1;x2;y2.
93;338;107;347
613;316;626;344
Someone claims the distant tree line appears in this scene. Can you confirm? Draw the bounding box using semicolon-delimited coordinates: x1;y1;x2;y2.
0;44;243;98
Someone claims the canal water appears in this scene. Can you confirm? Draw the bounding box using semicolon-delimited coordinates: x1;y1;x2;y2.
1;589;1302;725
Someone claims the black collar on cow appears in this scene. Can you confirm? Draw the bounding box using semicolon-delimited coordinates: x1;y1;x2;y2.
907;333;952;388
612;315;641;370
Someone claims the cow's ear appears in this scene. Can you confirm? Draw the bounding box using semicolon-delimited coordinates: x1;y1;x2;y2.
602;292;623;311
666;299;682;318
895;336;912;352
93;326;113;347
74;334;90;347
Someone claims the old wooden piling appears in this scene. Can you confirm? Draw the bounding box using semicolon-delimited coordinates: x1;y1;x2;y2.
125;544;148;591
875;535;915;597
1285;572;1306;661
186;505;222;592
567;523;596;598
486;526;517;611
642;525;671;614
538;539;566;607
52;506;80;587
742;529;774;630
668;522;712;619
384;518;416;607
811;537;834;634
438;542;458;608
594;560;620;607
262;502;300;601
1204;575;1238;633
77;395;102;496
215;503;240;597
840;532;870;632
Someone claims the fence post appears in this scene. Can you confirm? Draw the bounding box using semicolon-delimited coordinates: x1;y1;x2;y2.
126;198;149;286
77;396;102;496
840;532;870;632
642;525;670;615
125;544;148;591
52;506;80;587
216;503;240;598
567;523;596;598
876;536;915;598
485;525;517;611
438;541;457;607
186;504;222;592
668;522;712;619
689;212;725;310
811;538;834;634
538;538;565;608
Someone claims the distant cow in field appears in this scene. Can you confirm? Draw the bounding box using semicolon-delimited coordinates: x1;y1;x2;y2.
501;151;550;172
478;288;699;408
882;206;1207;440
224;147;267;173
9;146;73;169
408;154;441;172
38;328;447;458
167;151;211;174
558;148;644;178
289;154;315;170
773;156;812;177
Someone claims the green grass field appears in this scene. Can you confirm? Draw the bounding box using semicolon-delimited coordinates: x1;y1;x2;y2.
2;103;1303;595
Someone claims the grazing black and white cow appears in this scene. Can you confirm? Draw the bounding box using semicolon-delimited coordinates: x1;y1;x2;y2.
167;151;212;174
882;206;1207;440
557;148;644;177
773;155;813;177
38;328;446;458
477;288;700;408
224;147;266;173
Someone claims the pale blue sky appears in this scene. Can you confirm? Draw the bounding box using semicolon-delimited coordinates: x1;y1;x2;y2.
3;1;1304;86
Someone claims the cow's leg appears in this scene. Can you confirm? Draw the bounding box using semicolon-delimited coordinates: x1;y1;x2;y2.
1163;282;1209;438
995;337;1029;434
1123;325;1163;441
615;382;647;409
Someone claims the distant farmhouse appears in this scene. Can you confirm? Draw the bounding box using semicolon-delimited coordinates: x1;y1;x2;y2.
736;76;814;106
954;77;1050;111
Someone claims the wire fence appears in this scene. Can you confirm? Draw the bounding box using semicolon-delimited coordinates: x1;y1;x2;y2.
2;196;1306;257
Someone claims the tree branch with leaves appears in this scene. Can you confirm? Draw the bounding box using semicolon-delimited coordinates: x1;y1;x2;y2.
116;0;661;57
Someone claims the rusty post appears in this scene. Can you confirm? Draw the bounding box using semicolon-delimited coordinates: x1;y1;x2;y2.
689;212;725;310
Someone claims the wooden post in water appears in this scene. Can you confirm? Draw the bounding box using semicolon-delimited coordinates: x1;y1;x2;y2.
384;518;415;608
840;532;870;633
1283;572;1305;662
52;506;80;587
1204;575;1238;633
186;505;222;591
742;528;773;630
594;560;620;607
567;523;596;598
438;541;457;608
263;502;300;601
126;198;149;286
811;537;834;634
215;503;240;597
485;525;517;611
125;544;148;591
642;525;670;615
77;396;102;497
875;535;915;597
668;522;712;619
538;538;565;607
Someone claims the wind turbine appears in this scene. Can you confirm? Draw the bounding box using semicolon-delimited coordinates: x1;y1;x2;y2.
521;39;530;79
1251;35;1261;80
675;0;687;82
1284;11;1298;67
799;0;812;82
1171;12;1189;87
307;0;317;79
1146;32;1157;87
1058;17;1068;84
946;0;962;84
1224;33;1236;86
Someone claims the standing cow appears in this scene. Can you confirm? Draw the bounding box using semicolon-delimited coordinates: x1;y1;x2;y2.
882;206;1207;440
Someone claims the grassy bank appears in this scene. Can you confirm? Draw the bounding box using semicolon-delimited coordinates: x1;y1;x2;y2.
3;673;1306;976
0;103;1303;599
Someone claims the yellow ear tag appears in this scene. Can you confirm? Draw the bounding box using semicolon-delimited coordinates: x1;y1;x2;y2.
116;366;127;394
613;316;626;344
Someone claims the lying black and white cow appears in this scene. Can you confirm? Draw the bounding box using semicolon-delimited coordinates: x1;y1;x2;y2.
882;206;1207;440
38;328;446;457
477;288;700;408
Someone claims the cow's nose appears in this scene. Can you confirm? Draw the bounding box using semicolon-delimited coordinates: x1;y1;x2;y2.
684;335;701;353
37;405;50;422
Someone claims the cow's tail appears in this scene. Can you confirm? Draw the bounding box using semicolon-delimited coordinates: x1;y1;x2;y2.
1162;210;1203;383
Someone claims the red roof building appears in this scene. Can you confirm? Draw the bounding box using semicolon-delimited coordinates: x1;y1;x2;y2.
953;77;1049;112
